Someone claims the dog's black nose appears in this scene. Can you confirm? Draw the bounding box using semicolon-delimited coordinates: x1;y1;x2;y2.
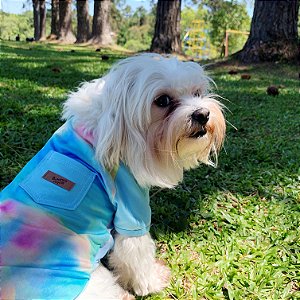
191;108;210;125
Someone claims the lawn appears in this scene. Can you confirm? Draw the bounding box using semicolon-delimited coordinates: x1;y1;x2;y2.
0;41;299;300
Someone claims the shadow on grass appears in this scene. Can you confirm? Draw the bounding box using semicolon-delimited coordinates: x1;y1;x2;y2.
1;57;105;90
150;64;300;235
1;42;299;238
0;112;63;187
1;42;128;58
0;43;127;89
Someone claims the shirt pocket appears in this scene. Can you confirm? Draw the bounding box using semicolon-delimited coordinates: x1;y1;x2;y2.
19;150;96;210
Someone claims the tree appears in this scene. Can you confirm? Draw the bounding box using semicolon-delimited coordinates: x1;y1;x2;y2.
76;0;90;43
32;0;46;41
131;6;148;26
58;0;76;43
91;0;113;45
150;0;182;53
39;0;47;40
239;0;299;62
0;11;33;40
204;0;250;57
32;0;40;41
50;0;59;39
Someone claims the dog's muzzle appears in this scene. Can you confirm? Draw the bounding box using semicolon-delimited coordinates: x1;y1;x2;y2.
189;108;210;138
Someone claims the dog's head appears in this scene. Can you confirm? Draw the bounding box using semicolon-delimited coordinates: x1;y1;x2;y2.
63;53;226;188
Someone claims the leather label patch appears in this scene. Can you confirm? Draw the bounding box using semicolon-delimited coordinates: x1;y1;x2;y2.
42;170;75;191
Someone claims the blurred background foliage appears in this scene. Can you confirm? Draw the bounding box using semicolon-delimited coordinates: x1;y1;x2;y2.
0;0;251;58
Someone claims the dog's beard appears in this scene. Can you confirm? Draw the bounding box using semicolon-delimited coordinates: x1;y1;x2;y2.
143;96;226;188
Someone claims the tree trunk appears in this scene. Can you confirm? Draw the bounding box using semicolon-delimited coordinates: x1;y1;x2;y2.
76;0;90;43
32;0;40;41
39;0;47;41
150;0;182;54
91;0;113;45
50;0;59;39
239;0;299;62
58;0;76;43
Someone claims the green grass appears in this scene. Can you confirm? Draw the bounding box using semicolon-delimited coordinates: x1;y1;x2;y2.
1;41;299;300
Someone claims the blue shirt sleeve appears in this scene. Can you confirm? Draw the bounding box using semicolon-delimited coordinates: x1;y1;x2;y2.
113;164;151;236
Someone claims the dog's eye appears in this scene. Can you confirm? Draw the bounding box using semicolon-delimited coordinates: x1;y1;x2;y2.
154;94;172;107
193;89;202;97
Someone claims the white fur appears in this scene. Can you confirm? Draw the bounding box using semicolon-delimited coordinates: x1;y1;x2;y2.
63;53;225;188
108;233;170;296
76;264;134;300
75;234;169;299
62;53;225;299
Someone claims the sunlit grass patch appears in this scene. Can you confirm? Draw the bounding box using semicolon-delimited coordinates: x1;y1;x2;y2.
0;41;299;300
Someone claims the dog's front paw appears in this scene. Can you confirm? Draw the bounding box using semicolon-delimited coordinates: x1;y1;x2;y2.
133;260;171;296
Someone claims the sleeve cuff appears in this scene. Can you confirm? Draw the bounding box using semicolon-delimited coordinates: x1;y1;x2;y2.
114;225;150;237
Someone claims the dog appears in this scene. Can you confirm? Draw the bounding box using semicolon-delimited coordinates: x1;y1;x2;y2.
0;53;226;299
26;37;35;42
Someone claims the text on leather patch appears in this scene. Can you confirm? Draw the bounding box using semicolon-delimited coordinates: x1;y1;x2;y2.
42;170;75;191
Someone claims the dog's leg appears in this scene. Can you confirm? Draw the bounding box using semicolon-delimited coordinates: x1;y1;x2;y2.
108;233;171;296
76;264;135;300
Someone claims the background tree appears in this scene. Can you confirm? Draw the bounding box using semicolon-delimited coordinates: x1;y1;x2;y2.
204;0;250;57
150;0;182;53
58;0;76;43
113;1;156;52
76;0;90;43
39;0;47;40
239;0;299;62
32;0;40;40
91;0;113;45
0;11;33;40
50;0;59;39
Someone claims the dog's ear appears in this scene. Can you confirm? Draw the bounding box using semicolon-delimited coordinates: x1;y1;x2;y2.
62;60;150;176
62;75;126;172
93;65;149;175
62;79;107;131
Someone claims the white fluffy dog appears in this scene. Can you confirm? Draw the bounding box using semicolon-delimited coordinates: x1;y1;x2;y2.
69;54;226;299
0;53;225;300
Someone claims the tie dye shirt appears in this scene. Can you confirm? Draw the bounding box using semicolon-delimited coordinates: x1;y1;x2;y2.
0;121;151;300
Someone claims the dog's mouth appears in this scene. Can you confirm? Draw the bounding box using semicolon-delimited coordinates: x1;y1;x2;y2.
189;126;207;138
